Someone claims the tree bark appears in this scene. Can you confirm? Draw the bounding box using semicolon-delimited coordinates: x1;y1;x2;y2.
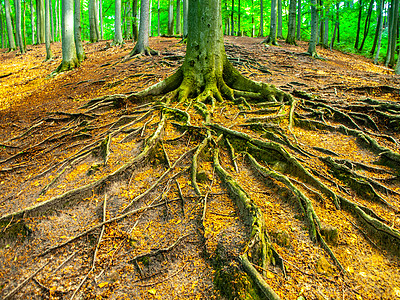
330;3;339;50
370;0;383;55
130;0;156;55
251;0;255;37
296;0;301;39
264;0;278;44
50;0;54;42
323;6;329;48
74;0;85;61
37;0;45;43
30;0;35;44
44;0;52;59
0;5;4;49
260;0;263;36
231;0;234;35
4;0;16;50
385;0;399;67
176;0;181;35
307;0;318;56
374;0;384;64
286;0;297;44
99;0;103;39
277;0;283;39
15;0;25;53
114;0;123;44
89;0;99;42
237;0;241;36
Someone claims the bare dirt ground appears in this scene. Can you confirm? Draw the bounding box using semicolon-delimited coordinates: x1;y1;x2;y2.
0;36;400;300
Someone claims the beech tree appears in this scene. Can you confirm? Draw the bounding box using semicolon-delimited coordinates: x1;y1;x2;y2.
44;0;52;59
307;0;318;57
286;0;297;44
113;0;123;44
4;0;16;50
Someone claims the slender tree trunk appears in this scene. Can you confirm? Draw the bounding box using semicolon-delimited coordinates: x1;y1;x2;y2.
277;0;283;39
149;0;152;36
22;0;26;48
157;0;160;36
182;0;188;37
323;6;329;48
0;5;4;48
307;0;318;56
385;0;399;67
251;0;255;37
168;0;173;35
176;0;181;35
330;3;339;49
264;0;277;44
16;0;25;53
231;0;234;35
74;0;85;61
286;0;297;44
44;0;52;59
354;0;363;49
358;0;374;51
89;0;98;42
54;0;78;73
57;0;61;40
296;0;301;39
4;0;16;50
114;0;123;44
237;0;241;35
30;0;35;44
130;0;156;55
370;0;383;55
125;0;132;40
50;0;54;42
132;0;138;40
99;0;103;39
260;0;263;36
37;0;45;43
374;0;384;64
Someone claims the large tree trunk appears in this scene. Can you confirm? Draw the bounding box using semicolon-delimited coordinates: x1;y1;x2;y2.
373;0;384;63
230;0;234;35
114;0;123;44
4;0;16;50
99;0;103;39
370;0;383;55
264;0;278;44
157;0;160;36
277;0;283;39
176;0;181;35
286;0;297;44
50;0;54;42
37;0;45;43
44;0;52;59
53;0;78;73
74;0;85;61
296;0;301;39
251;0;255;37
307;0;318;56
323;6;329;48
125;0;132;40
130;0;156;55
385;0;399;67
259;0;263;36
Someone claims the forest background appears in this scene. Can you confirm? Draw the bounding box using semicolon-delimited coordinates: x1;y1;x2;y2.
0;0;399;71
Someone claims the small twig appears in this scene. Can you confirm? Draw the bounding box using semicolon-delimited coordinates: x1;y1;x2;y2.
133;262;188;287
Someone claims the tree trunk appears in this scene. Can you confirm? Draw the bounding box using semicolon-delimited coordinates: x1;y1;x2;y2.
149;0;152;37
4;0;16;50
54;0;78;73
286;0;297;44
99;0;103;39
157;0;160;36
37;0;45;43
182;0;188;37
89;0;98;42
370;0;383;55
385;0;399;67
296;0;301;39
251;0;255;37
277;0;283;39
330;3;339;50
50;0;54;42
132;0;138;40
354;0;362;49
176;0;181;35
125;0;132;40
231;0;234;35
358;0;374;51
74;0;85;61
168;0;173;36
264;0;277;44
44;0;52;59
22;0;27;48
237;0;241;36
130;0;156;55
30;0;35;44
0;5;4;49
323;6;329;48
260;0;263;37
15;0;25;53
307;0;318;56
374;0;384;64
114;0;123;44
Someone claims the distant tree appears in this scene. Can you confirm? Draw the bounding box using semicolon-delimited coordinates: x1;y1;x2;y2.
354;0;363;49
30;0;35;44
168;0;173;35
36;0;45;43
259;0;263;36
113;0;123;44
0;5;4;48
130;0;157;55
370;0;384;56
182;0;188;37
74;0;85;61
307;0;318;56
286;0;297;44
176;0;181;35
238;0;241;35
132;0;138;40
277;0;283;39
385;0;399;67
263;0;278;44
89;0;99;42
99;0;103;39
358;0;374;51
296;0;301;39
44;0;52;59
4;0;16;50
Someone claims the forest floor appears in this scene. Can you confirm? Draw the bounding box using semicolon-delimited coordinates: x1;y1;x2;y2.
0;36;400;300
